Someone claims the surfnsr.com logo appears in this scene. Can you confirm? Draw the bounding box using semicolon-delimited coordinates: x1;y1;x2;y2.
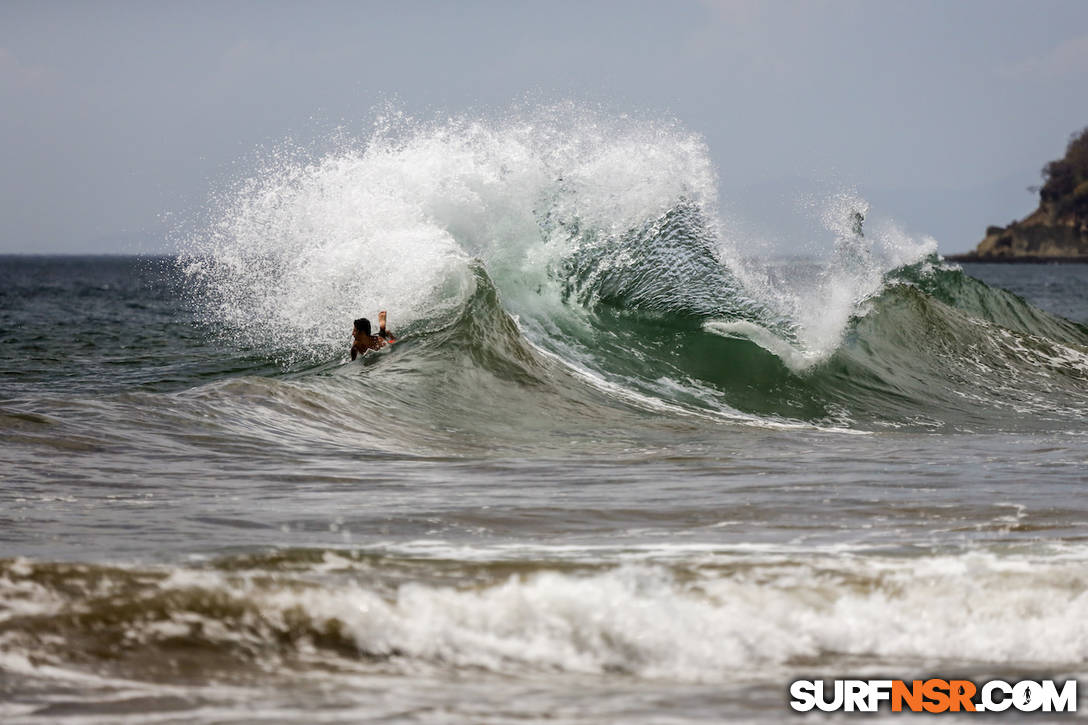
789;679;1077;713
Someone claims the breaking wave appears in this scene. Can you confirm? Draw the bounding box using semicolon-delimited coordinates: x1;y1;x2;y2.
4;548;1088;686
177;106;1088;435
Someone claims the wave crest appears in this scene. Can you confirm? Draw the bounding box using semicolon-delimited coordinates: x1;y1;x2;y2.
176;106;1087;433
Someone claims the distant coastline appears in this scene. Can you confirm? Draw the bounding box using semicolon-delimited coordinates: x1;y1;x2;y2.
944;253;1088;264
953;126;1088;262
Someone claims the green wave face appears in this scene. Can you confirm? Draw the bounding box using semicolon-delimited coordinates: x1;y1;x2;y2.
814;272;1088;430
179;109;1088;438
503;190;1088;432
534;256;1088;432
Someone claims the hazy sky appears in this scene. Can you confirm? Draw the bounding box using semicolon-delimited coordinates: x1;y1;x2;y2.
2;0;1087;254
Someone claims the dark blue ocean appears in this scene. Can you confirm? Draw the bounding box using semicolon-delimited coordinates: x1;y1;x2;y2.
1;114;1087;722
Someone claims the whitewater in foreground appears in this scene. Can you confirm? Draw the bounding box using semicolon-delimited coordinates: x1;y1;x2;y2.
2;108;1087;722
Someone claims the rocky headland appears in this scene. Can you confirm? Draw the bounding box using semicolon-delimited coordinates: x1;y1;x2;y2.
948;126;1088;262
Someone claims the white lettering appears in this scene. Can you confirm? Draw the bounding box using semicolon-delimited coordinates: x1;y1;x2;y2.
1041;680;1077;712
868;680;893;711
1014;680;1043;712
789;680;816;712
982;680;1012;712
790;677;1077;714
845;680;868;712
816;680;844;712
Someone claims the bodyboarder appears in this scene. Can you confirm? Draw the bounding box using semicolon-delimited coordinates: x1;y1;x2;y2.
351;311;396;360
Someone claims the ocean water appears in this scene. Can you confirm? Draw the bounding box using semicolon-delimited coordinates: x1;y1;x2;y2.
2;112;1088;723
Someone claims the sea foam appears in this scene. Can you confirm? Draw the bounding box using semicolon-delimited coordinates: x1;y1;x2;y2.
4;550;1088;684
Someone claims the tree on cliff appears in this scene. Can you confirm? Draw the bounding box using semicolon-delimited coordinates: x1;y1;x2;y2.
1039;126;1088;227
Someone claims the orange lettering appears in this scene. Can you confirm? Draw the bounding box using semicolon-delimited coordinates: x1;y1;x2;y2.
949;680;976;712
892;680;924;712
922;679;951;713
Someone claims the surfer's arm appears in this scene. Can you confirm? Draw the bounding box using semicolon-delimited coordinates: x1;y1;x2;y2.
377;311;397;343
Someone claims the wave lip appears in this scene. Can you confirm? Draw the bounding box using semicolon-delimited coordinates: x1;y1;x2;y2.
175;106;1088;435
